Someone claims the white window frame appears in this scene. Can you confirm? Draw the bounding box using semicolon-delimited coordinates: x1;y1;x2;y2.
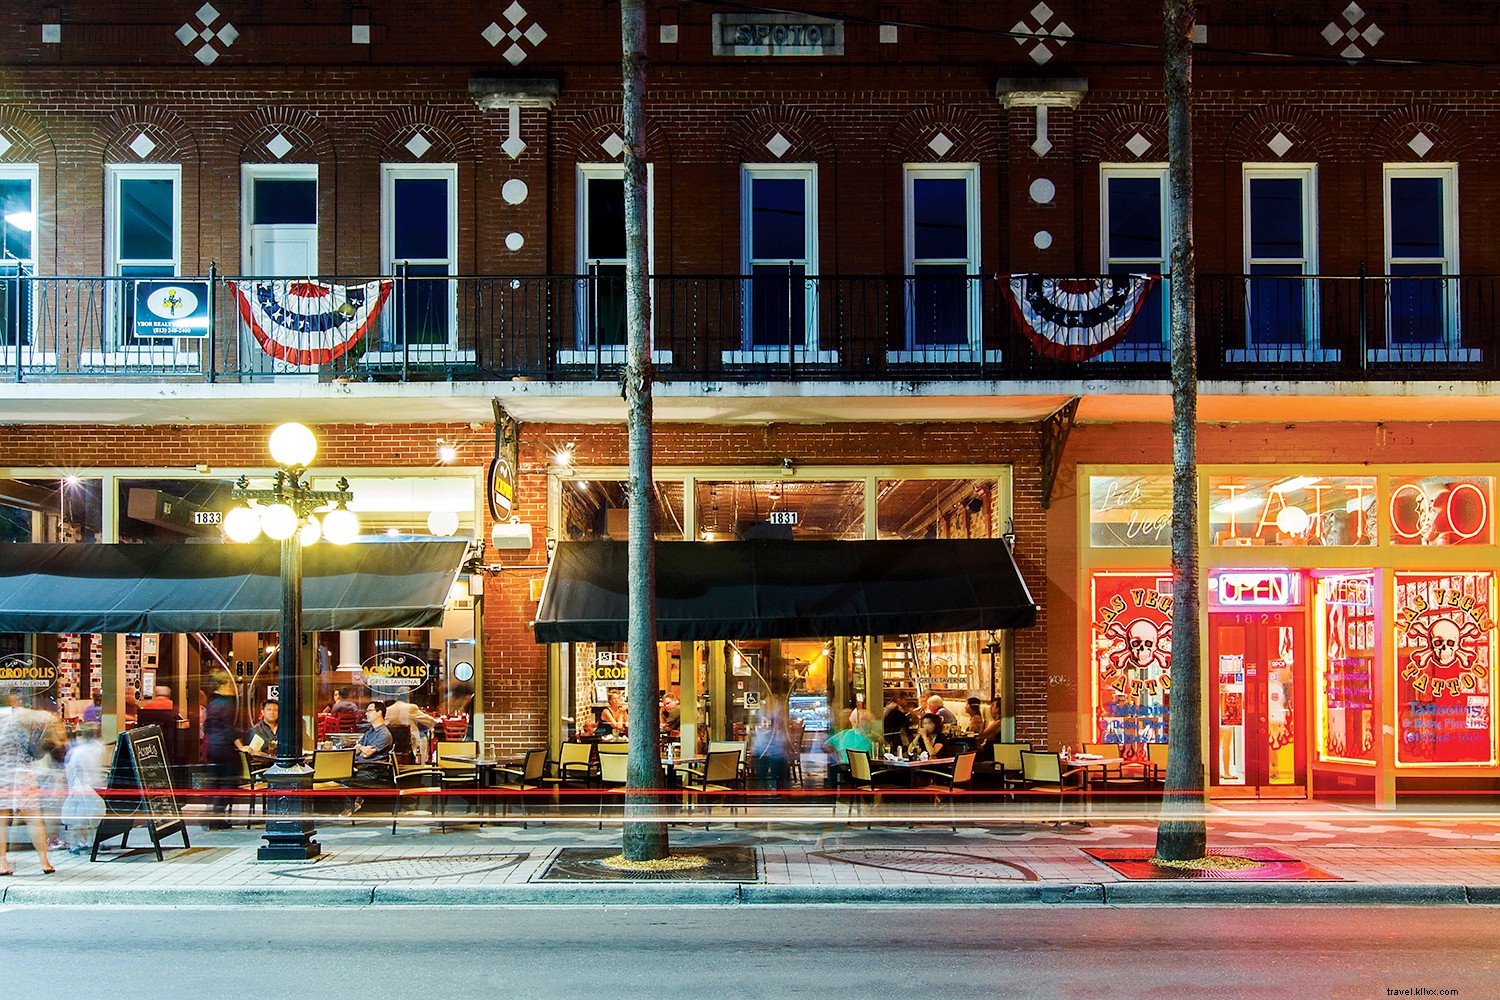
566;162;667;364
1098;163;1169;361
93;163;195;365
240;162;319;278
725;162;834;364
1235;163;1334;361
1374;162;1468;361
892;162;995;363
0;163;50;367
369;162;466;362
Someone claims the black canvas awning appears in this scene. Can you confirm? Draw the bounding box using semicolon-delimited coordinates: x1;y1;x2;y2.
532;539;1037;643
0;540;470;635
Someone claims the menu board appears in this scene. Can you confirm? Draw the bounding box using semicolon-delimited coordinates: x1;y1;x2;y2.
1091;571;1173;745
1318;574;1376;763
1394;573;1495;765
90;725;191;862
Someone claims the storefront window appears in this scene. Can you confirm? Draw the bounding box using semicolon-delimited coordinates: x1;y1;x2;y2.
695;480;864;540
1208;475;1377;546
0;477;103;542
1087;475;1170;547
560;480;685;541
117;477;238;542
1395;572;1495;765
1315;573;1377;763
877;478;998;539
1090;571;1173;744
1388;476;1492;546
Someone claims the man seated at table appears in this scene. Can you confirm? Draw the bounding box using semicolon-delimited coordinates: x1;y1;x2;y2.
660;691;681;735
236;699;279;757
329;688;359;716
340;701;395;815
140;685;176;711
925;695;958;728
823;723;874;787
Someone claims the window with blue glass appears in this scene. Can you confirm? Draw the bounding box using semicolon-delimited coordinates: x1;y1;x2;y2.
742;165;816;351
1385;167;1456;349
0;168;36;348
382;165;456;349
1102;167;1168;356
904;165;978;351
1244;167;1316;350
109;166;180;346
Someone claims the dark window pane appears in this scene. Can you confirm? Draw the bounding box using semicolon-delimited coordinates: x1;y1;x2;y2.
1248;177;1304;259
586;178;626;261
912;178;968;260
909;263;968;347
252;178;317;226
586;263;627;346
1388;263;1446;346
119;178;174;261
0;178;33;260
750;177;806;260
0;264;31;347
1389;177;1444;260
385;263;451;347
747;263;807;348
1247;264;1306;346
393;178;449;261
1108;262;1165;350
1107;177;1163;261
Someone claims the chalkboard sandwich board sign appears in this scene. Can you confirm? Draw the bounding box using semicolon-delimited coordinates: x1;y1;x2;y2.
90;725;192;862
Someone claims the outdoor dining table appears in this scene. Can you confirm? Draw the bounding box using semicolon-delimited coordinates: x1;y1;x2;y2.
1061;755;1124;792
876;755;956;787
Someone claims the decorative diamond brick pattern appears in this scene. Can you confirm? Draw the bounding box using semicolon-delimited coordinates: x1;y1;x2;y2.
265;132;293;160
404;132;432;159
485;3;547;64
765;131;792;159
1267;130;1294;157
927;132;955;157
129;132;157;159
1011;2;1073;66
1408;131;1434;158
177;2;237;66
1125;132;1152;158
1323;2;1384;62
602;132;625;158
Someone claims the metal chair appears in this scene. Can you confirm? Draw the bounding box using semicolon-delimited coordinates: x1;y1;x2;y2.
922;751;978;831
494;748;548;827
435;740;480;829
595;750;628;828
680;749;743;825
1020;750;1087;826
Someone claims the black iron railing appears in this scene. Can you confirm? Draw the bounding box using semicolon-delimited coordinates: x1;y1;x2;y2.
1;270;1494;383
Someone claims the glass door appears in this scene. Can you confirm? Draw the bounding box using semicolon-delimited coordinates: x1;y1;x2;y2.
1209;611;1306;793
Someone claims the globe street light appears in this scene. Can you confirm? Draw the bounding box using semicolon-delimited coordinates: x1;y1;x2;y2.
226;423;357;861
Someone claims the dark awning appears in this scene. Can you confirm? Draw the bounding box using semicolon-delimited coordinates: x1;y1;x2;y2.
0;540;470;634
532;538;1037;643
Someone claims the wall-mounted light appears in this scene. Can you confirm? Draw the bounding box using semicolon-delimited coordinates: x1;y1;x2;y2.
551;443;576;470
436;439;458;464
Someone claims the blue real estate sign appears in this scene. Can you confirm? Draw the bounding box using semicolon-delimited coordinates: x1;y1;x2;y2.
133;279;210;339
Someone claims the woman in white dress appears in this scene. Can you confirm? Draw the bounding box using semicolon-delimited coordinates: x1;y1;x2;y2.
0;707;58;875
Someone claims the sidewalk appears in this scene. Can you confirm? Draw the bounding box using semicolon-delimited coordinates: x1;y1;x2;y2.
5;800;1500;906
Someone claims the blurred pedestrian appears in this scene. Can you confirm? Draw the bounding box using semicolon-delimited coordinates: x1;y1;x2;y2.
61;732;106;854
0;702;59;874
751;690;794;791
200;670;237;830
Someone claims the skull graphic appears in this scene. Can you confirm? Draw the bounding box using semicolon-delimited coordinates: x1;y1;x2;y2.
1428;618;1461;667
1127;619;1161;668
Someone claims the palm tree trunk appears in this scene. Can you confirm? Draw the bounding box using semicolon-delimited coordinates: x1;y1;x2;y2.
619;0;667;862
1155;0;1207;862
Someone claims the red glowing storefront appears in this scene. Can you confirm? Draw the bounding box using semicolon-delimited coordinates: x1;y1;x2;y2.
1080;466;1497;804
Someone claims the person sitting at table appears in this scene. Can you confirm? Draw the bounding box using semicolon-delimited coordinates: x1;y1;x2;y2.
883;694;913;752
329;689;360;716
596;689;627;737
82;693;102;725
925;695;958;728
660;691;681;734
140;686;175;711
975;700;1004;747
908;713;950;762
236;699;279;757
823;724;874;787
340;702;394;815
964;697;986;736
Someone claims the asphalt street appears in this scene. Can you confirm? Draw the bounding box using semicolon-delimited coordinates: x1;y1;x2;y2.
0;904;1493;999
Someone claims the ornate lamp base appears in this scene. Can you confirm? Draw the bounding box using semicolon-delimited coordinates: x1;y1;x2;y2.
258;764;321;861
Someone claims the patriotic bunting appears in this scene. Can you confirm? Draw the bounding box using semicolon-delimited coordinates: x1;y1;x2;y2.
231;279;393;366
1005;274;1159;362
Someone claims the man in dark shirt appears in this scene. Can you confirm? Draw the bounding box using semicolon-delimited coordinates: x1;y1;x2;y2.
236;700;278;757
330;689;359;715
883;695;913;753
201;672;239;830
341;701;393;815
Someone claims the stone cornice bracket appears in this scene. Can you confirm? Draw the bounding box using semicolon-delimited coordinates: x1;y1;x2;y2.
468;77;562;111
994;78;1088;109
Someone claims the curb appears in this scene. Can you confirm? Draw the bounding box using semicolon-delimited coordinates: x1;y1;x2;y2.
2;880;1494;907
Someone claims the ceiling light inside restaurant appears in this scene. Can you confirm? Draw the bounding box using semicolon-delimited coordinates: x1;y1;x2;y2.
261;503;300;540
223;506;262;543
269;422;318;468
426;509;460;537
1270;476;1321;494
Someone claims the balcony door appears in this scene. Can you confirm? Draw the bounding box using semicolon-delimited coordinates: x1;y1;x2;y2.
0;165;36;349
899;164;980;359
1100;165;1168;360
1383;164;1460;358
243;165;317;279
1242;164;1326;359
571;163;655;362
737;163;819;360
380;163;458;354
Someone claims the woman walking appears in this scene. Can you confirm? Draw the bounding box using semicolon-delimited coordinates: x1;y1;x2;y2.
0;703;58;875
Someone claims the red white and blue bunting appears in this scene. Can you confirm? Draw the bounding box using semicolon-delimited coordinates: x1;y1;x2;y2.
1004;274;1159;362
231;279;393;366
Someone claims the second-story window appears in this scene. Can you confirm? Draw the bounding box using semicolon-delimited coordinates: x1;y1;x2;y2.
382;163;457;351
1243;164;1318;355
1100;164;1168;359
576;164;653;354
903;163;980;355
740;163;818;354
243;164;317;279
1384;163;1458;354
0;165;37;348
107;164;180;348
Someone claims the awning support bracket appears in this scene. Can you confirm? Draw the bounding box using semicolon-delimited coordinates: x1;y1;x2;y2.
1038;395;1081;511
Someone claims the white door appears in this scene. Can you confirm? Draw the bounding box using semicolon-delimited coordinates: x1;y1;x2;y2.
249;227;316;277
242;166;318;372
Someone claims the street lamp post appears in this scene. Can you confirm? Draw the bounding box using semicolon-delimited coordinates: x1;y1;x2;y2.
227;423;359;861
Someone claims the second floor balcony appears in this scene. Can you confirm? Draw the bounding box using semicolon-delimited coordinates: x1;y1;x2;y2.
0;270;1493;385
